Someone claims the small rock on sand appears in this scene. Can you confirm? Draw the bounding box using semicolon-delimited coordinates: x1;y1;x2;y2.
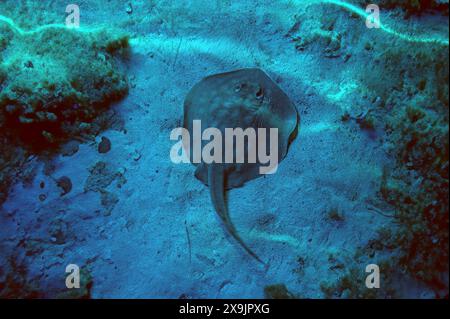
98;137;112;154
57;176;72;196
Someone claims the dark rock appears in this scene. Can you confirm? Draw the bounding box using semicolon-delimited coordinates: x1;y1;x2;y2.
98;137;111;154
56;176;72;196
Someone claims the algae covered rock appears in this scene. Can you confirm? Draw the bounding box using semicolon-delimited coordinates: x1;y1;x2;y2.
0;24;130;150
0;19;130;205
98;136;112;154
264;284;296;299
355;0;449;15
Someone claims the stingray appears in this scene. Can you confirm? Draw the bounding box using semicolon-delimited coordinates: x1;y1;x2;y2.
183;68;299;263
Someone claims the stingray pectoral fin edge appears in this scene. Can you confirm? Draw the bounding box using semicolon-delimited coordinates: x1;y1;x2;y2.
207;163;265;264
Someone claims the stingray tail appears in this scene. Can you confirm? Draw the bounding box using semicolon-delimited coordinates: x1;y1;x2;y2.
208;164;265;265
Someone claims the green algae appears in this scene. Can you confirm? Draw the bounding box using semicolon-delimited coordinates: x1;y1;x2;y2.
0;25;129;148
264;284;297;299
0;14;130;204
340;39;449;295
378;48;448;290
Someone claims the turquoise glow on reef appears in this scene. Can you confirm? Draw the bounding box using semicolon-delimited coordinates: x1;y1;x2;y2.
0;15;97;36
1;0;448;45
307;0;449;45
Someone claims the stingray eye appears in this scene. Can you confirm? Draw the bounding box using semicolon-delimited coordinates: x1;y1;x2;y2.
255;87;264;100
235;83;247;93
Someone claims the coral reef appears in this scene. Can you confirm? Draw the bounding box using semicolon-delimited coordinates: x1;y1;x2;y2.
354;0;449;16
264;284;296;299
0;19;130;205
0;255;41;298
56;268;93;299
374;45;448;292
320;261;397;299
341;30;449;295
0;26;129;149
291;1;449;297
